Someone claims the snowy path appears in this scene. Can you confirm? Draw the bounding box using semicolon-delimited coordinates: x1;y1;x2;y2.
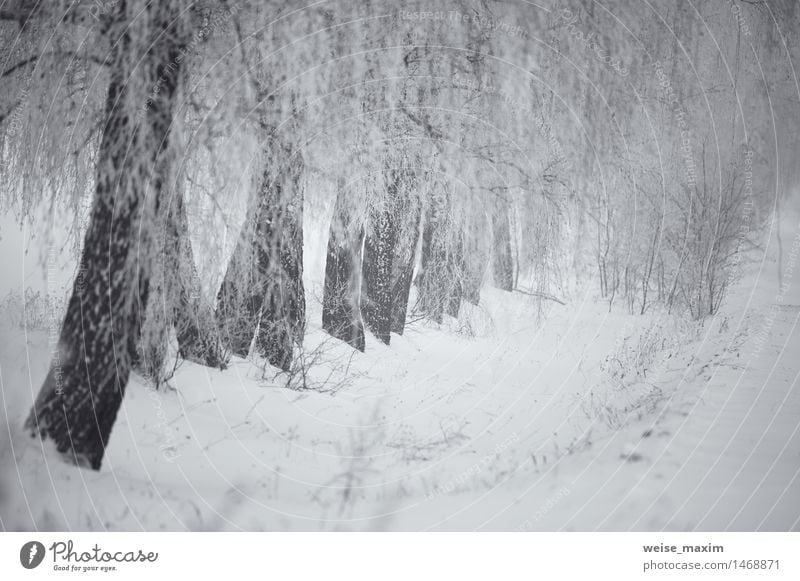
2;245;799;531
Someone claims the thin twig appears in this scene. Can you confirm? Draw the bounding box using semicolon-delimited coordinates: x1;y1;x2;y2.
513;289;566;305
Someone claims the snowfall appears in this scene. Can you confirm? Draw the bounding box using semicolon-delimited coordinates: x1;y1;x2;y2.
1;205;799;532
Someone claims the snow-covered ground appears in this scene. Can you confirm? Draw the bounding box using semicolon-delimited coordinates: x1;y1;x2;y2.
1;212;799;532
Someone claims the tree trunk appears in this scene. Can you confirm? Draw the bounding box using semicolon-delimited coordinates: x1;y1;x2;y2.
322;181;366;351
361;204;397;345
136;241;170;386
416;188;461;322
215;207;263;357
492;198;514;291
170;190;228;368
462;213;489;306
361;168;420;344
417;194;447;323
446;237;464;319
136;184;227;385
216;141;306;371
24;0;189;470
254;142;306;371
390;196;421;334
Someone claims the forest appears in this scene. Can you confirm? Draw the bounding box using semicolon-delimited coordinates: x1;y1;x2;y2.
0;0;798;531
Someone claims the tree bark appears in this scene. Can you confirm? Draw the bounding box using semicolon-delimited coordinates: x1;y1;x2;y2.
254;142;306;371
215;204;263;357
361;204;397;345
216;141;306;371
462;212;489;305
390;194;421;334
446;237;464;319
322;180;365;351
416;188;461;322
170;190;228;368
136;184;227;385
24;0;189;470
492;198;514;291
417;195;446;323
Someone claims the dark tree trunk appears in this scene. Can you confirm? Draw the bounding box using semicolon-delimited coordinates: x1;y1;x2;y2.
215;212;263;358
136;243;169;385
416;190;459;323
322;181;366;351
216;139;305;370
390;198;421;335
446;283;462;318
446;237;464;319
24;0;189;470
254;143;306;371
492;198;514;291
462;212;489;305
136;185;227;386
417;199;444;323
361;198;397;345
170;191;228;369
